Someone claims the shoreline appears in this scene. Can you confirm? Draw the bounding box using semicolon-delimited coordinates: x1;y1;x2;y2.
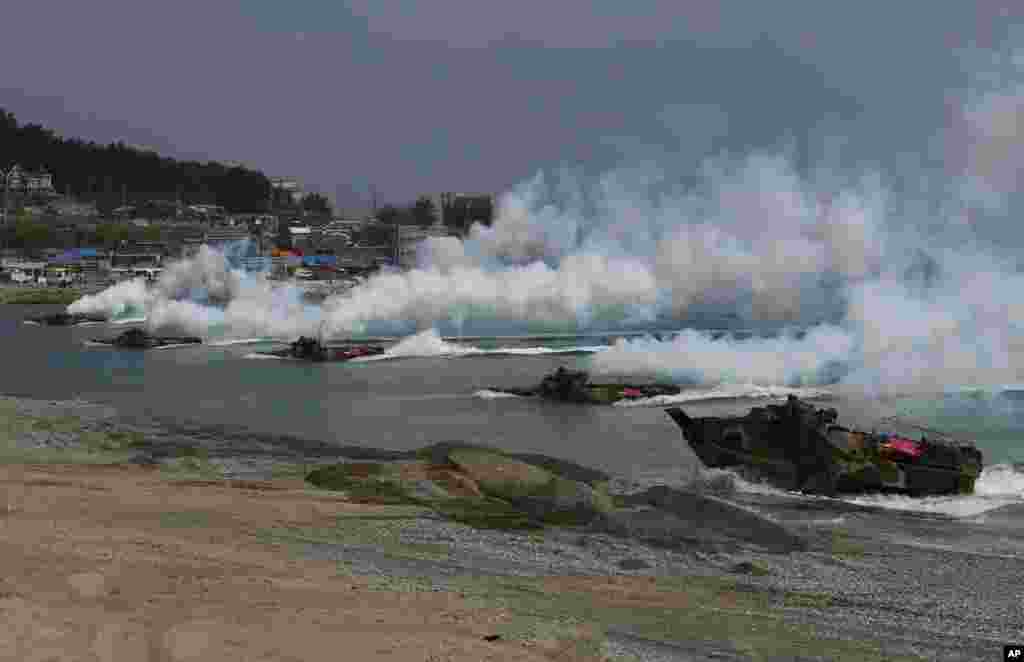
0;284;101;305
1;392;1019;661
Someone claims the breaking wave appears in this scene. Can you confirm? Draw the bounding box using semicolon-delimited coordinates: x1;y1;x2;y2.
473;389;525;400
613;384;834;407
472;382;830;405
725;463;1024;519
207;338;273;347
843;464;1024;518
352;328;607;362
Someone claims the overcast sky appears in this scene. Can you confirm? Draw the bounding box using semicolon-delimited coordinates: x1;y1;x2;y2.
0;1;1019;211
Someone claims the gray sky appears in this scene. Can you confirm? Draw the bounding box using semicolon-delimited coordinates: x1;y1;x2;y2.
0;1;1019;211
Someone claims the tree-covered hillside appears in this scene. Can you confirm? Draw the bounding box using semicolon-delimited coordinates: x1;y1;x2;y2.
1;108;270;213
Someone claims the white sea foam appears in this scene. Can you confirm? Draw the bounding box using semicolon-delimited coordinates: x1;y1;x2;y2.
842;464;1024;518
207;338;272;347
352;328;606;362
718;461;1024;519
614;384;834;407
473;389;524;399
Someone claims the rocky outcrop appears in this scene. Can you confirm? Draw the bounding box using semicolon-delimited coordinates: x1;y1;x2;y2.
304;445;809;553
599;486;808;554
447;448;613;526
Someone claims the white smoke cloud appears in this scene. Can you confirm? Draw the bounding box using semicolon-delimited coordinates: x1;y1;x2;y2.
153;245;242;303
591;326;855;387
67;278;149;317
64;45;1024;397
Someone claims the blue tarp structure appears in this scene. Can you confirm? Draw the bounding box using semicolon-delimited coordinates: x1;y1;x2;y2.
302;256;337;267
49;248;100;263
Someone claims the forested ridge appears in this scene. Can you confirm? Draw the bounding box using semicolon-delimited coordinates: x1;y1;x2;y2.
1;108;271;212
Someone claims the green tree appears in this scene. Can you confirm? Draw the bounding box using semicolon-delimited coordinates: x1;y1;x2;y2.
94;222;126;248
375;204;400;225
355;222;394;247
412;195;437;227
14;217;54;250
142;224;162;241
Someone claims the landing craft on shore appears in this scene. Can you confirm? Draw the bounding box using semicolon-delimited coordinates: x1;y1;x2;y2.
665;396;984;497
87;327;203;349
252;336;386;362
25;312;109;326
489;366;682;404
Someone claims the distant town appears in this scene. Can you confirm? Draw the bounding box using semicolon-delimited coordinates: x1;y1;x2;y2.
0;109;495;288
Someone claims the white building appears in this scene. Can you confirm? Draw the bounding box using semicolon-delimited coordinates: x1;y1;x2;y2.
270;177;304;205
5;165;55;196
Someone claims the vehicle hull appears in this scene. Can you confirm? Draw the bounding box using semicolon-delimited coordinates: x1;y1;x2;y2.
254;345;385;362
665;401;982;497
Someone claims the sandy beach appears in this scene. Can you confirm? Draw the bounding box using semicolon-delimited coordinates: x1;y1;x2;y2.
0;393;1020;661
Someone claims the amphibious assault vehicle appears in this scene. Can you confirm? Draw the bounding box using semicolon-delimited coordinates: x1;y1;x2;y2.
665;395;984;497
255;336;386;362
89;327;202;349
491;366;682;404
25;312;108;326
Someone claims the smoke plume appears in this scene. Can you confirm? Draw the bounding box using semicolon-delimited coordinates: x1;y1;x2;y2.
66;44;1024;396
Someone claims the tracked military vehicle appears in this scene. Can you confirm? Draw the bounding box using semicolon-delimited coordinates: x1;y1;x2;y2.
254;336;385;362
25;312;108;326
665;395;984;497
491;366;682;404
89;327;202;349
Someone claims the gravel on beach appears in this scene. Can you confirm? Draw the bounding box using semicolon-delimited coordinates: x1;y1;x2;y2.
3;393;1021;661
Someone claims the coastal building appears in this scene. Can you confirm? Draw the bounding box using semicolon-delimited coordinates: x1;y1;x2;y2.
204;226;254;255
288;225;313;252
50;199;97;217
270;177;303;207
321;218;367;245
5;165;56;197
334;245;394;271
0;259;48;284
186;204;226;221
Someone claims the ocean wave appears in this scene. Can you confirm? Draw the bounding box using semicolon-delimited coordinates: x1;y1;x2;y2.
109;316;147;325
345;328;607;362
242;352;288;360
613;384;834;407
207;338;272;347
838;464;1024;518
473;389;524;399
82;339;200;350
719;462;1024;519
